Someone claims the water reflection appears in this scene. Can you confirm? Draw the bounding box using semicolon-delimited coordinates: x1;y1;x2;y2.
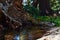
4;26;47;40
14;35;20;40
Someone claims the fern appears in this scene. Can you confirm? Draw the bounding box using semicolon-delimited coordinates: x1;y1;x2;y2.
23;5;40;19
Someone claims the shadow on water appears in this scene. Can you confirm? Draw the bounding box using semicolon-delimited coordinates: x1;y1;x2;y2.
4;26;47;40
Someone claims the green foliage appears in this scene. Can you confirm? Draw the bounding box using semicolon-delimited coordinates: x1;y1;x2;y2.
23;5;40;19
23;0;40;19
53;17;60;26
50;0;60;11
23;0;60;26
37;16;51;22
37;16;60;26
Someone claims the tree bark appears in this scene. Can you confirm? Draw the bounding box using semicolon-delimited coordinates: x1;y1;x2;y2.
32;0;38;8
13;0;23;10
32;0;53;16
39;0;53;16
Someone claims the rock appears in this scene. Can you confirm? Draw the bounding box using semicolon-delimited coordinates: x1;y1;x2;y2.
40;22;55;27
37;27;60;40
37;34;60;40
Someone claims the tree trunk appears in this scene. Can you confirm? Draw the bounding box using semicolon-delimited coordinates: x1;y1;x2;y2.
32;0;53;16
32;0;38;8
39;0;53;16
